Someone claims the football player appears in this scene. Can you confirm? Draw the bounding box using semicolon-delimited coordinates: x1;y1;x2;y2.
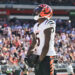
27;4;56;75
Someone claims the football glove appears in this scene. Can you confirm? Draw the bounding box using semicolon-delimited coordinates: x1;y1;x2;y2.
24;54;38;68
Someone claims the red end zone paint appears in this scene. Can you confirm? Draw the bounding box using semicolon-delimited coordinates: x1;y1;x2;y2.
57;74;68;75
57;73;75;75
57;72;68;75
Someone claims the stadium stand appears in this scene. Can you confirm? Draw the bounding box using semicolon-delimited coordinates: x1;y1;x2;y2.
0;19;74;75
0;0;75;6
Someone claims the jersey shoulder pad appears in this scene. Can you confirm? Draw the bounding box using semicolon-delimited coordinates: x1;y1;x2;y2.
46;20;55;25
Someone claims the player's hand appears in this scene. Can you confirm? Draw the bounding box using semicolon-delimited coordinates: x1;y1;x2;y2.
24;54;38;68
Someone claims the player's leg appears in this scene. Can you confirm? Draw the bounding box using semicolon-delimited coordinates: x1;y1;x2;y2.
35;56;54;75
35;59;42;75
50;56;54;75
42;56;54;75
35;56;50;75
41;56;51;75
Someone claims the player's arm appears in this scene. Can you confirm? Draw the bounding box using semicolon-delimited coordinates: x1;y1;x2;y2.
39;27;53;61
27;33;36;56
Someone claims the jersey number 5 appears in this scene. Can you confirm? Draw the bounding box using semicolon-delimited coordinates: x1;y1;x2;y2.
36;33;40;46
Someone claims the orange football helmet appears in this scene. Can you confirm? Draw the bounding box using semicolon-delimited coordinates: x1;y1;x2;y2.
34;4;53;20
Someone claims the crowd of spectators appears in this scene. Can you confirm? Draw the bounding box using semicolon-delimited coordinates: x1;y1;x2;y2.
0;20;33;66
0;0;75;6
0;19;34;74
55;19;75;64
0;19;75;74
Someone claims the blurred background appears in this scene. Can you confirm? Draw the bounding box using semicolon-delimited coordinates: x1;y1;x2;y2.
0;0;75;75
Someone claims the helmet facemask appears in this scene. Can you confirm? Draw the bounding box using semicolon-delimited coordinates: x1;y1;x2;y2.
33;6;43;20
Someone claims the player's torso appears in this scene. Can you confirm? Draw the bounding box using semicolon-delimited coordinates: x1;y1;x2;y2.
33;19;56;56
